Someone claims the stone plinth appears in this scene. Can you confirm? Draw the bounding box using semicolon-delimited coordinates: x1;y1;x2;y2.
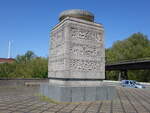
40;84;117;102
40;10;109;102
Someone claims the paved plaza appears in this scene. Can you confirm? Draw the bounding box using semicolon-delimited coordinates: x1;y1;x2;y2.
0;86;150;113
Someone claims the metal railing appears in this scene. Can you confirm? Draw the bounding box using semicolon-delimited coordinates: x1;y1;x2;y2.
106;56;150;65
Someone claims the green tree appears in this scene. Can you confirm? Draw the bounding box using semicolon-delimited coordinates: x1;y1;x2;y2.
0;63;16;78
0;51;48;78
16;51;36;64
106;33;150;82
30;57;48;78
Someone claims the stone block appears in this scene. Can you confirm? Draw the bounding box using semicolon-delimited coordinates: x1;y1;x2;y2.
60;87;72;102
96;86;107;100
40;84;117;102
85;87;96;101
72;87;84;102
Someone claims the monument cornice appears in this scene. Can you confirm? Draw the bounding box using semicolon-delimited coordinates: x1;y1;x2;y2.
51;17;104;32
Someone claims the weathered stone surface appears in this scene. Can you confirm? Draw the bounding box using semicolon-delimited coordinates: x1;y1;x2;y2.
48;10;105;86
40;84;117;102
59;9;94;22
46;10;106;102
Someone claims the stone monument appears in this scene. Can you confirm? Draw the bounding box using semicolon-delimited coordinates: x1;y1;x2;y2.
49;9;105;85
40;9;116;102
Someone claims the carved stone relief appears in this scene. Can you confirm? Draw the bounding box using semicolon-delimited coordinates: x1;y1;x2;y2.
50;43;65;57
49;59;65;71
70;25;102;44
49;18;105;80
69;59;101;71
51;30;64;49
70;43;101;57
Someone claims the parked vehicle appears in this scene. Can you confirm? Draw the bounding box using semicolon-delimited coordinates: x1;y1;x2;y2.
121;80;145;88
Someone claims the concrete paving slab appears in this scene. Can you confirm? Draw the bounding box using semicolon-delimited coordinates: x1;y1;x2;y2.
0;86;150;113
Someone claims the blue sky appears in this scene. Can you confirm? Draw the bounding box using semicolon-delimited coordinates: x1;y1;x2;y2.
0;0;150;58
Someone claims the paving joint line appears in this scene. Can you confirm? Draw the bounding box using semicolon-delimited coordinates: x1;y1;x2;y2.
39;104;58;113
9;100;42;113
55;104;70;113
132;89;150;105
82;102;93;113
24;102;48;113
126;88;150;113
1;97;36;112
110;100;113;113
69;103;82;113
121;88;138;113
116;88;126;113
96;101;103;113
134;89;150;100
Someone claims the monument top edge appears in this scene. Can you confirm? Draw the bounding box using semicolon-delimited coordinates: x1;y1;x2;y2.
59;9;94;22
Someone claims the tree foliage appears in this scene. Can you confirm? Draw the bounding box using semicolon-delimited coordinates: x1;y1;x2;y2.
0;33;150;81
106;33;150;82
0;51;48;78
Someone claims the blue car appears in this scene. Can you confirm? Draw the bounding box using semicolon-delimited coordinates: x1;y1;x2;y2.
121;80;145;88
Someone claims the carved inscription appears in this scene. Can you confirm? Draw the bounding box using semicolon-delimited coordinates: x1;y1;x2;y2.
49;59;65;71
69;26;103;72
50;44;65;57
51;30;64;49
49;16;105;80
95;33;103;42
70;26;102;43
70;43;100;57
70;59;101;71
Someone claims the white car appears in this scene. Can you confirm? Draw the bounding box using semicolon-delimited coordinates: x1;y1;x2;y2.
121;80;145;88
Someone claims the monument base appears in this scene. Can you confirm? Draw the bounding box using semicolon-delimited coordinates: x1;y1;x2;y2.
40;83;117;102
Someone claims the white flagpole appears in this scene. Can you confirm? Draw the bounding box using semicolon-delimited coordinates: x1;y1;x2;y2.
8;40;11;58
